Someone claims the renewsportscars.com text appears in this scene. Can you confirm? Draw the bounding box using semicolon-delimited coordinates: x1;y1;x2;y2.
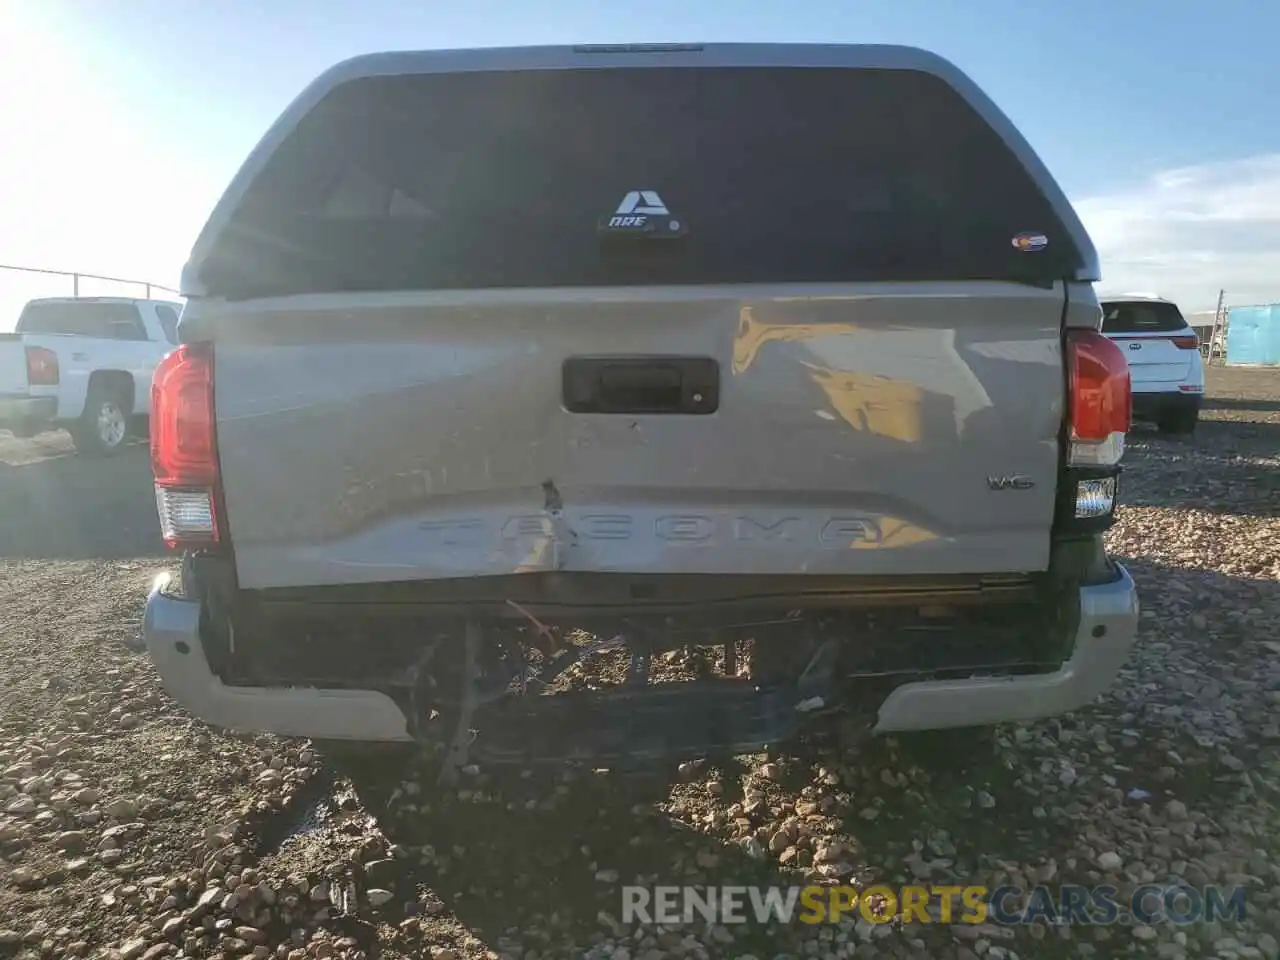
621;884;1247;927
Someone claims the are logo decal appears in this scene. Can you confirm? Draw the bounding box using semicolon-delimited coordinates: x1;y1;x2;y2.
615;190;670;216
600;190;687;237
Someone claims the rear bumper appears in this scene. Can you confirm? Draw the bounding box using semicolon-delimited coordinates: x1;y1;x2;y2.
872;562;1138;731
142;564;1139;743
0;395;56;428
1130;390;1201;419
143;573;412;741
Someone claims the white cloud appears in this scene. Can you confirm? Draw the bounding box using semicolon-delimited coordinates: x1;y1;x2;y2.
1076;155;1280;314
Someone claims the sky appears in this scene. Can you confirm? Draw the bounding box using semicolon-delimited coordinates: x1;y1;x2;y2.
1;0;1278;325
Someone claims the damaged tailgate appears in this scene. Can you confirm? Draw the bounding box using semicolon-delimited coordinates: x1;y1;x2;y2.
178;44;1099;591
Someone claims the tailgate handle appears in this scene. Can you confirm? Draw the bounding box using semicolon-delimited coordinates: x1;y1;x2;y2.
563;357;719;414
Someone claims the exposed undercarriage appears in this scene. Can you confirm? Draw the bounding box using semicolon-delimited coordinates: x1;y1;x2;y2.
192;565;1083;779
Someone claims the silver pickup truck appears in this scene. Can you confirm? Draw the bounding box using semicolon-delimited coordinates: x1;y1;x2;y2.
142;43;1139;775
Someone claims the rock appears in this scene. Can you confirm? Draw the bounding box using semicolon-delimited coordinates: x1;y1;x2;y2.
104;797;139;819
10;867;41;890
197;887;225;910
1165;799;1189;821
5;795;37;815
758;762;781;780
928;831;956;857
72;786;99;806
206;824;237;848
120;938;148;960
362;858;397;887
367;888;395;908
1097;851;1124;871
55;830;89;853
676;760;703;780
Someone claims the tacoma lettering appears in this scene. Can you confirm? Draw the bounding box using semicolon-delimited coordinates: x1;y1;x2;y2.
733;516;801;542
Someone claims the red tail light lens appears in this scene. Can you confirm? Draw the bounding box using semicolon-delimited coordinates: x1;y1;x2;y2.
1067;329;1130;466
25;346;59;386
151;343;220;546
1170;335;1199;350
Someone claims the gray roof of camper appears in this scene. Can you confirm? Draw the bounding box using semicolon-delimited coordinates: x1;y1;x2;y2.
179;43;1101;296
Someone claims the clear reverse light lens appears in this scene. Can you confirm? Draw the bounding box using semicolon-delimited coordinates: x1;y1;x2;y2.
1069;431;1125;467
1075;477;1118;519
155;487;216;544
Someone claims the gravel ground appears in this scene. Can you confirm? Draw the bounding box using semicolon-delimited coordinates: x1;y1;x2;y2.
0;365;1277;960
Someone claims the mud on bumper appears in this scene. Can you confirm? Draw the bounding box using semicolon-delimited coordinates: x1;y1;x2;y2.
142;564;1139;755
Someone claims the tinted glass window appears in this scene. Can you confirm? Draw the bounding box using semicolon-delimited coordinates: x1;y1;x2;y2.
155;305;181;344
1101;301;1187;334
16;302;146;339
197;67;1086;298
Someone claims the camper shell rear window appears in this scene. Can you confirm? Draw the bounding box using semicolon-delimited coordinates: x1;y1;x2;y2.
195;66;1087;298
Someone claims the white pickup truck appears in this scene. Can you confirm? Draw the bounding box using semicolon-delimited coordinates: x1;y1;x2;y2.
0;296;181;455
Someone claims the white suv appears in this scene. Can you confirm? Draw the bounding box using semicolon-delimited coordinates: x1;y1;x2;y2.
1101;294;1205;435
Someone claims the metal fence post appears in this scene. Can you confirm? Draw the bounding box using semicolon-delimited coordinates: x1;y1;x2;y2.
0;262;181;302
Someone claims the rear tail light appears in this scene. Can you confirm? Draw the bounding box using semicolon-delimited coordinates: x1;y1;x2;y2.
25;346;59;386
1057;328;1130;534
1171;335;1199;350
1067;329;1130;468
150;343;221;548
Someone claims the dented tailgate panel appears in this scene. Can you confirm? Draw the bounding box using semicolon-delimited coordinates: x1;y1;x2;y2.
208;282;1066;589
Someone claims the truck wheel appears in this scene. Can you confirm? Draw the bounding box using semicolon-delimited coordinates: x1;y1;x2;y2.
1157;407;1198;437
72;384;132;456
